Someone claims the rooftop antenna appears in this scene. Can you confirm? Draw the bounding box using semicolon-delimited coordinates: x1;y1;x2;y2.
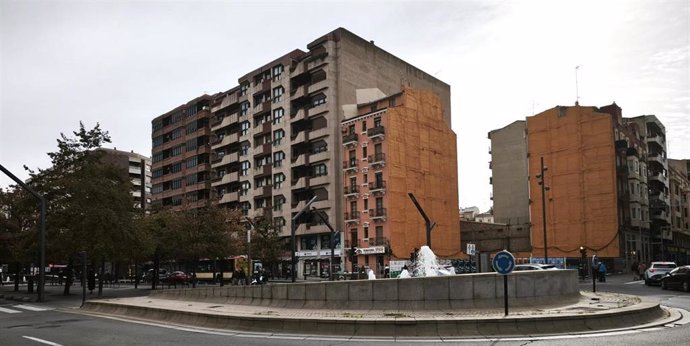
575;65;581;106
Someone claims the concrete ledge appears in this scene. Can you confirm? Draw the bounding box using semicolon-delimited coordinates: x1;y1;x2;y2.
80;294;670;337
149;270;580;310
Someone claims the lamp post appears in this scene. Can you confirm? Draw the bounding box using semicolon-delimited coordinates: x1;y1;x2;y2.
536;157;549;264
291;196;317;283
244;217;254;286
408;193;436;248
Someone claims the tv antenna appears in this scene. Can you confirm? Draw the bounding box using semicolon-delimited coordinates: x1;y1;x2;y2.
575;65;581;105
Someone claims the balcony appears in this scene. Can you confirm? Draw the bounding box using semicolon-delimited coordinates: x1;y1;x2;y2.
648;153;665;166
309;174;329;187
309;149;329;163
211;93;239;113
291;153;307;167
211;112;238;131
219;191;239;205
369;208;387;221
648;135;665;147
342;133;358;147
211;171;239;187
309;126;329;140
344;185;359;199
344;211;360;223
307;79;328;94
651;210;669;221
369;180;386;195
214;152;239;168
367;126;385;141
308;103;328;116
291;176;307;189
343;159;358;173
648;172;668;185
291;107;307;121
211;132;238;150
291;130;306;144
368;153;386;168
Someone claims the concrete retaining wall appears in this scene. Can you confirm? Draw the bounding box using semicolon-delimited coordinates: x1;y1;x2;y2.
150;270;580;310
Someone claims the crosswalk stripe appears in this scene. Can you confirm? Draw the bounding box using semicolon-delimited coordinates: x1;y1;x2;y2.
15;304;53;312
0;306;22;314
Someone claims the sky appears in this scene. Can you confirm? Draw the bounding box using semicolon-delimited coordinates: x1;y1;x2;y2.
1;0;688;213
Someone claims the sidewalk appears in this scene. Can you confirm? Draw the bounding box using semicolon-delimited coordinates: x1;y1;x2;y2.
1;282;151;309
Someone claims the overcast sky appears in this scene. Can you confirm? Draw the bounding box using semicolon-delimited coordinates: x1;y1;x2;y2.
1;0;688;212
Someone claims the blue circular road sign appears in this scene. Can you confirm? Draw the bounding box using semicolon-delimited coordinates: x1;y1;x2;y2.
492;250;515;274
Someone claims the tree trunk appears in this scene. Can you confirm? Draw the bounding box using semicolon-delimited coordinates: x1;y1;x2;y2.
152;253;159;290
192;257;198;288
97;259;105;297
134;259;139;289
13;262;20;292
63;257;74;296
219;258;225;287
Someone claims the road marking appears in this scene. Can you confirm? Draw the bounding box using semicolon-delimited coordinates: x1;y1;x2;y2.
22;336;63;346
15;304;54;312
0;306;22;314
624;280;644;285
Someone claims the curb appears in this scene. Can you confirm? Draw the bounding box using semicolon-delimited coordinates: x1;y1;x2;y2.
79;296;669;337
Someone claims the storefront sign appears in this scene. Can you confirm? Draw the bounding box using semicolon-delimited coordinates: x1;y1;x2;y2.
295;249;342;257
354;246;386;255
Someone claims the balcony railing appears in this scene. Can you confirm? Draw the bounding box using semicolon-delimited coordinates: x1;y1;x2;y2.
369;208;387;219
344;211;360;222
368;153;386;166
342;133;358;146
369;180;386;193
344;185;359;196
343;159;358;172
367;126;385;140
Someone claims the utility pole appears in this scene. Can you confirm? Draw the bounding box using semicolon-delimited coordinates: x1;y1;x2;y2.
291;196;317;282
536;157;549;264
408;193;436;248
244;217;254;285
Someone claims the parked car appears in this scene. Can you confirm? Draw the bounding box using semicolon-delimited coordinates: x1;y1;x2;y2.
144;269;169;283
513;264;559;271
660;265;690;292
644;262;677;285
163;271;192;285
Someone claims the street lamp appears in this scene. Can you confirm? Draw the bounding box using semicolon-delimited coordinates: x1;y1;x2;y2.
536;157;550;265
408;193;436;248
291;196;317;283
244;217;255;286
311;207;338;281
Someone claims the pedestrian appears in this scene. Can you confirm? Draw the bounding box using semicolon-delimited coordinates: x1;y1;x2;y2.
598;262;607;282
87;270;96;294
631;261;639;280
638;262;647;282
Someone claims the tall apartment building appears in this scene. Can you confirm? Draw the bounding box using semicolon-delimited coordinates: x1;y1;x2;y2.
668;159;690;264
98;148;152;211
490;103;662;270
488;121;529;227
626;115;672;261
153;28;453;278
151;95;213;210
340;88;459;275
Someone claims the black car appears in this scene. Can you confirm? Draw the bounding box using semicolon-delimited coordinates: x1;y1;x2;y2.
660;265;690;292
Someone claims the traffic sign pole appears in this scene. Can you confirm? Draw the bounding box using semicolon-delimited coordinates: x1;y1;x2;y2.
492;250;515;316
503;275;508;316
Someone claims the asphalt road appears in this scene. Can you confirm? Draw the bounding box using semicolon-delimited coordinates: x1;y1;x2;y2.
1;276;689;345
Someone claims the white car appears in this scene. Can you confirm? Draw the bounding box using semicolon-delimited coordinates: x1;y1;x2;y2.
644;262;677;285
513;264;559;271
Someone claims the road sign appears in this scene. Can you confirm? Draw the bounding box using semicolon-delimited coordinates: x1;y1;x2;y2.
467;243;476;256
492;250;515;275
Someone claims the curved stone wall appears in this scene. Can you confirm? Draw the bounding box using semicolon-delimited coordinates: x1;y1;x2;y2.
151;270;580;310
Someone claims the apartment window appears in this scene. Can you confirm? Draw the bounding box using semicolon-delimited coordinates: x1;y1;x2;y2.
389;98;396;107
374;117;381;127
239;83;249;96
240;142;249;156
186;174;197;185
273;196;285;211
273;108;284;124
152;120;162;132
376;226;383;239
349;150;356;166
186;122;197;135
274;173;285;189
240;161;250;176
152;152;163;163
312;142;327;153
272;86;284;103
171;128;182;140
273;129;285;146
348;124;355;135
255;155;272;168
273;151;285;167
361;120;367;131
362;146;368;158
240;101;250;116
313;164;327;177
363;173;368;183
375;197;384;210
171;196;183;206
186;139;197;151
171;179;182;190
171;145;183;157
152;184;163;194
363;198;369;210
170;162;182;173
186;192;198;202
153;136;164;147
312;95;326;107
350;201;358;213
272;65;283;81
240;181;250;196
186;156;198;168
240;121;250;136
350;177;356;188
240;201;251;216
152;169;163;178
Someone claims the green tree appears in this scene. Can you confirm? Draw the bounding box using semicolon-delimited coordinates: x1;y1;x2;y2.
249;214;283;274
24;122;135;296
0;187;39;291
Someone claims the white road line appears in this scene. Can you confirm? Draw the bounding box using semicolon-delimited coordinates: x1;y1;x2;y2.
15;304;54;312
0;306;22;314
624;280;644;285
22;336;63;346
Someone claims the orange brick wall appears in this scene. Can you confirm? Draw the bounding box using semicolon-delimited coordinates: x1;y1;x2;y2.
527;106;620;258
387;89;461;259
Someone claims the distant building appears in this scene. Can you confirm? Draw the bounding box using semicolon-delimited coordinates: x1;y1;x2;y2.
341;88;459;274
668;159;690;264
98;148;151;211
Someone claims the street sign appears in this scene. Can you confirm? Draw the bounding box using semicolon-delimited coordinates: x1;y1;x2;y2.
492;250;515;275
467;243;476;256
